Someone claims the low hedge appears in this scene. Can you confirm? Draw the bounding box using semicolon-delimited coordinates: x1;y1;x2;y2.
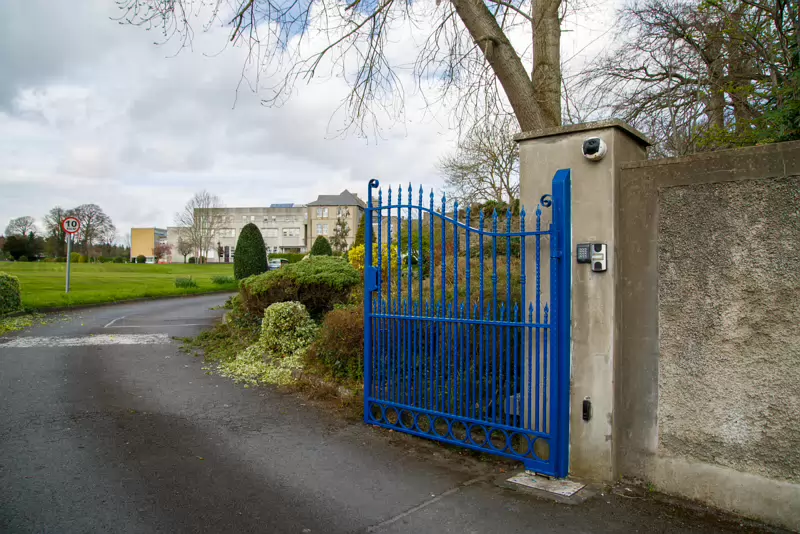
0;272;22;315
240;256;360;318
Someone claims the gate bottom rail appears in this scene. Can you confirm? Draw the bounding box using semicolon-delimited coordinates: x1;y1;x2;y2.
366;398;556;474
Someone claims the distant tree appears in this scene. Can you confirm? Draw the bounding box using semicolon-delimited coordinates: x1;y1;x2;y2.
71;204;115;258
353;213;367;247
177;237;193;263
439;114;519;204
310;236;333;256
175;191;225;265
4;216;36;237
43;207;69;257
234;223;268;280
153;242;173;261
136;254;147;264
330;216;351;254
2;235;30;260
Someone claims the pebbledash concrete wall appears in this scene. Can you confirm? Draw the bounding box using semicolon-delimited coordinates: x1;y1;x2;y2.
617;140;800;530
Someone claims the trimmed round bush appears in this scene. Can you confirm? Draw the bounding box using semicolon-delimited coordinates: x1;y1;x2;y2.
70;252;81;263
136;255;146;264
260;301;318;357
234;223;268;280
0;272;21;315
17;256;28;262
310;236;332;256
240;256;360;318
113;256;124;263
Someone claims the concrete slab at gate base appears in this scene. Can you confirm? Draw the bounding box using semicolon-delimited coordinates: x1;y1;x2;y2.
516;121;649;483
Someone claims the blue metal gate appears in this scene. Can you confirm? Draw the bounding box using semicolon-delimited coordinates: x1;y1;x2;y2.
363;170;571;477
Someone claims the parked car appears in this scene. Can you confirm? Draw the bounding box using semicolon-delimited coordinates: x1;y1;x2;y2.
268;258;289;270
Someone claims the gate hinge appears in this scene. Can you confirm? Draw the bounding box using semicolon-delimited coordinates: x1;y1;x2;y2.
365;266;379;293
551;249;563;259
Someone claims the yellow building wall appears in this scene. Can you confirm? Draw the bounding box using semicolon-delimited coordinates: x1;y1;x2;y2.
131;228;155;259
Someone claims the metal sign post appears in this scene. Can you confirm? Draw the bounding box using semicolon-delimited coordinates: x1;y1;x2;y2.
62;217;80;294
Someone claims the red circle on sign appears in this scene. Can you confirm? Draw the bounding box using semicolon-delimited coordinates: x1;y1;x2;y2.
62;217;81;234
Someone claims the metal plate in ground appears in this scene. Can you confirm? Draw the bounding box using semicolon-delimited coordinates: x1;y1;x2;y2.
507;472;586;497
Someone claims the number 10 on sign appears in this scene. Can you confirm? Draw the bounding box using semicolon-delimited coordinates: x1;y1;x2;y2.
62;217;80;293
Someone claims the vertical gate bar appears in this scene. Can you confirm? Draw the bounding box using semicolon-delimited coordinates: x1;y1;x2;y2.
480;304;485;421
500;303;507;426
479;212;485;421
426;302;431;411
505;209;512;427
454;202;459;313
396;188;402;405
528;304;534;430
552;169;572;477
407;186;413;406
380;299;386;401
387;187;393;324
388;300;393;404
513;305;519;426
453;203;460;417
429;190;435;309
519;208;527;428
472;303;479;420
550;249;557;435
459;303;465;416
448;303;454;415
378;189;383;296
491;210;498;424
364;180;376;422
543;304;550;434
417;188;424;408
465;208;472;419
506;209;512;310
534;205;542;431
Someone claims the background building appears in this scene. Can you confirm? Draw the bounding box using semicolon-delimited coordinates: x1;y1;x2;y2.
307;190;365;250
157;191;367;263
165;204;308;264
130;227;167;262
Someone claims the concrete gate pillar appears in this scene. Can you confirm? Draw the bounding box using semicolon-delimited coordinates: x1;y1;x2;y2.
515;121;649;482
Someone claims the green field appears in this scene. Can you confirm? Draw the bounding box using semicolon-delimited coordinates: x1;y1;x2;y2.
0;262;238;310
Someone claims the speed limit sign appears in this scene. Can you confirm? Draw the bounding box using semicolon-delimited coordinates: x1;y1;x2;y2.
62;217;80;235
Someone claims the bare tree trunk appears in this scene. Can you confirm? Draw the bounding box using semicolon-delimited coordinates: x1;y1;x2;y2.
532;0;562;126
451;0;548;131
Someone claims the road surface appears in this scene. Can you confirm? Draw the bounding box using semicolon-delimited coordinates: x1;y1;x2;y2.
0;295;785;533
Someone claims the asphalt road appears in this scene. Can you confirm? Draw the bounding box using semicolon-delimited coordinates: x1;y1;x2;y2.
0;295;787;533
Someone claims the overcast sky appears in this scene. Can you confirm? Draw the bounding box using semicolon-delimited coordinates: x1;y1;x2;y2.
0;0;615;239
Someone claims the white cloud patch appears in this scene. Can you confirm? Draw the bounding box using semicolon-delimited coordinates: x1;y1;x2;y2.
0;0;615;237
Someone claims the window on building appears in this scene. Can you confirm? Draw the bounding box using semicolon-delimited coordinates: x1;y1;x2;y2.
316;224;322;236
242;215;247;223
323;224;329;235
250;215;255;222
265;228;278;238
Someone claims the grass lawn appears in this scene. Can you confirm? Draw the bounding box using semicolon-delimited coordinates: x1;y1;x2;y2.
0;262;238;310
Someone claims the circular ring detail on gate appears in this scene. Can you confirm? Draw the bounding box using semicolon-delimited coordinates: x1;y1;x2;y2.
415;413;432;434
468;425;488;446
510;432;531;456
488;428;510;452
433;417;449;437
450;421;468;443
370;403;383;423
